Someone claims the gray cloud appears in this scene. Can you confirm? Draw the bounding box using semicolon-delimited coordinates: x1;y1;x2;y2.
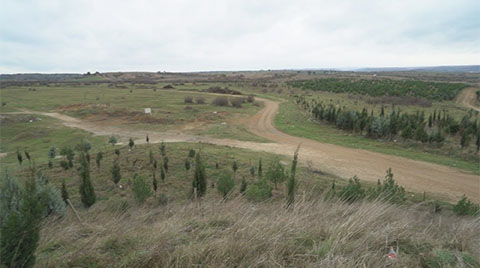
1;0;479;73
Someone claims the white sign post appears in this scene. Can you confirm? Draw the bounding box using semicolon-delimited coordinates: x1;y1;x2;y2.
144;108;152;115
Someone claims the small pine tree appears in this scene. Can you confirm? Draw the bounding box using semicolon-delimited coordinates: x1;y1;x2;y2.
128;138;135;150
78;152;96;208
266;158;286;189
215;162;219;169
338;176;365;203
114;149;120;157
188;149;196;158
453;195;480;216
111;161;121;184
249;165;255;177
217;173;235;199
131;175;152;204
146;134;149;144
61;179;69;205
109;135;117;146
95;152;103;168
192;153;207;197
60;160;69;170
48;146;56;159
287;147;299;207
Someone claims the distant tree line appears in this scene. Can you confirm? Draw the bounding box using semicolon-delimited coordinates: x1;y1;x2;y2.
288;78;468;101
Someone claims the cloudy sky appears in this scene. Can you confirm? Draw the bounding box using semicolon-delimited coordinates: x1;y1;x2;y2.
1;0;479;73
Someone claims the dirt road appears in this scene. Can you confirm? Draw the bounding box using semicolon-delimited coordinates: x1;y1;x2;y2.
12;97;480;202
456;87;480;112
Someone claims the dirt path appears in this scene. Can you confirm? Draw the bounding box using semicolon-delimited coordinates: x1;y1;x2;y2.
9;98;480;202
456;87;480;112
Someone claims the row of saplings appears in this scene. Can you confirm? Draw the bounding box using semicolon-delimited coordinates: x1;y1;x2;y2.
2;141;479;268
295;95;480;150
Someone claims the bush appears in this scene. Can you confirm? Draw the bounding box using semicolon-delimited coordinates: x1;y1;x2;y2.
230;97;243;108
0;172;24;224
246;179;272;202
1;176;44;268
338;176;365;203
131;175;152;204
184;96;193;104
35;172;66;217
453;195;480;216
247;95;255;103
217;173;235;199
212;96;229;107
195;96;206;104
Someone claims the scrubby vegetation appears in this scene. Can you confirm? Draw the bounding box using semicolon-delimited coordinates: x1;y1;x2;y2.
289;78;468;101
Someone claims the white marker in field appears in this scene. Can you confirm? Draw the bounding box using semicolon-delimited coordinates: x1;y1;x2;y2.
145;108;152;115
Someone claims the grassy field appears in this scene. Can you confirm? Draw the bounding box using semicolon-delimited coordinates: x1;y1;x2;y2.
0;83;264;140
275;100;480;174
0;114;106;167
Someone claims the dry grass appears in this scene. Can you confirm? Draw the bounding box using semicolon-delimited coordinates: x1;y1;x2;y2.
37;196;480;267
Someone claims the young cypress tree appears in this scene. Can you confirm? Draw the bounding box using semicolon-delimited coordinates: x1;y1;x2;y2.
192;153;207;197
95;151;103;168
1;176;44;268
128;138;135;150
163;156;169;173
16;149;23;166
287;147;299;207
61;179;69;205
111;161;121;184
160;165;166;182
185;158;191;171
146;134;149;144
78;151;96;208
249;165;255;177
258;159;263;178
160;141;166;157
232;161;238;179
152;171;158;197
240;176;248;194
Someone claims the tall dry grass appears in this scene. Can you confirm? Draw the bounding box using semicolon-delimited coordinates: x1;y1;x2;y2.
36;195;480;267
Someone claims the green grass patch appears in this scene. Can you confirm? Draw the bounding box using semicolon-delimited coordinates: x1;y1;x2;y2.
275;101;479;174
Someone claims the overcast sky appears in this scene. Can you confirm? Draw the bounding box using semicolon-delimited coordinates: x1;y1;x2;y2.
1;0;479;73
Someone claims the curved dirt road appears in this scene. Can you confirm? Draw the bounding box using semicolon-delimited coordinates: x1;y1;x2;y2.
456;87;480;112
12;96;480;202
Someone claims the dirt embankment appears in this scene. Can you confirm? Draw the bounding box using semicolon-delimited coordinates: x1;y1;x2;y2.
456;87;480;112
7;95;480;202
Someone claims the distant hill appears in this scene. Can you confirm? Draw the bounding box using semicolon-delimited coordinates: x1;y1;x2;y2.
355;65;480;73
0;73;82;81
